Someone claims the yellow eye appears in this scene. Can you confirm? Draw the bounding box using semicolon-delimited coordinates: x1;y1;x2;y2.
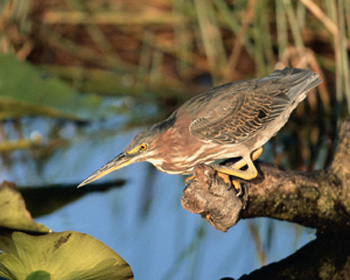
139;143;148;151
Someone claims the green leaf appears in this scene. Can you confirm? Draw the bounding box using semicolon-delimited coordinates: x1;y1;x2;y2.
0;54;102;121
26;271;51;280
0;181;50;233
0;231;133;280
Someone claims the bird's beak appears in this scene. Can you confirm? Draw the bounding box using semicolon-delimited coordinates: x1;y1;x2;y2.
77;152;133;188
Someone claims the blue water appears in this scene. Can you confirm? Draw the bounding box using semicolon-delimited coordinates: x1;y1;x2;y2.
2;117;315;280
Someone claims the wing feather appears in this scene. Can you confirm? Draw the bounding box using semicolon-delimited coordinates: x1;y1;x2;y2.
189;88;290;144
188;68;321;144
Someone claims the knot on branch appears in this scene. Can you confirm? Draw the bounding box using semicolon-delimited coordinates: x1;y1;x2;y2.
181;164;248;232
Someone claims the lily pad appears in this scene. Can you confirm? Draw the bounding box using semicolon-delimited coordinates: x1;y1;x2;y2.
0;54;102;121
0;181;50;233
0;231;133;280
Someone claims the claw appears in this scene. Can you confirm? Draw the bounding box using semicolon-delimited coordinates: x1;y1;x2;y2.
232;180;243;196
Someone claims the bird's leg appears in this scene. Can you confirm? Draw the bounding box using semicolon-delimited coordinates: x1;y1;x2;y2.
214;147;263;195
212;147;263;180
186;147;263;187
228;147;263;170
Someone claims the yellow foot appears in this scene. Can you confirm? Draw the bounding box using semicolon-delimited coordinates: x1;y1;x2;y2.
217;174;244;196
232;180;241;191
185;174;196;184
217;172;230;184
232;180;243;196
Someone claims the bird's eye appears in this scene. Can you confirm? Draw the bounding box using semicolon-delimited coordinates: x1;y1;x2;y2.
139;143;148;151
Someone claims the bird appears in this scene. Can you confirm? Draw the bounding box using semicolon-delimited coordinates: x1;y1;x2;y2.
78;67;321;188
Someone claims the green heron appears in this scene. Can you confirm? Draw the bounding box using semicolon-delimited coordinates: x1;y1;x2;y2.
78;67;321;188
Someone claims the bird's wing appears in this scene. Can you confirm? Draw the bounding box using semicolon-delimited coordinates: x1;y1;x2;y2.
188;80;292;144
189;68;320;144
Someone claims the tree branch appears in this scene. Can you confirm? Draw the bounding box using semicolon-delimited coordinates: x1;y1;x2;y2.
181;118;350;232
238;231;350;280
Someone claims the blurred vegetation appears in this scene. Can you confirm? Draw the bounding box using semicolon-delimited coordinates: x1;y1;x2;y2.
0;0;349;170
0;0;350;273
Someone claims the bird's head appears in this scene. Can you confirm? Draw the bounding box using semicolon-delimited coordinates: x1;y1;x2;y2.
77;128;158;188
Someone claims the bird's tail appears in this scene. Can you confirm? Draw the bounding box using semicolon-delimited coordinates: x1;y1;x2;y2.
269;67;321;103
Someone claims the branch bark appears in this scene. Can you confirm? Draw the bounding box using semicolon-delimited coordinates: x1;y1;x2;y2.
181;118;350;232
238;231;350;280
